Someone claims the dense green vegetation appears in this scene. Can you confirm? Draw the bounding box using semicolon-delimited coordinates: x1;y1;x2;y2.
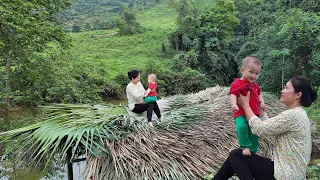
0;0;320;179
167;0;320;89
1;0;319;112
0;0;319;125
0;0;71;121
0;0;211;107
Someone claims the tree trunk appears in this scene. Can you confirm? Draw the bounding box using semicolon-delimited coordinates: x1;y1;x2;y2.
282;55;284;89
174;37;179;51
0;143;2;157
5;50;12;120
67;147;73;180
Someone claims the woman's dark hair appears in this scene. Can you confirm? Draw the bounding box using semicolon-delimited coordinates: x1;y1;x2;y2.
128;70;139;80
290;77;318;107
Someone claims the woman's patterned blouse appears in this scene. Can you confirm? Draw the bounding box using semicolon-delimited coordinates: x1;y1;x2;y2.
249;106;311;180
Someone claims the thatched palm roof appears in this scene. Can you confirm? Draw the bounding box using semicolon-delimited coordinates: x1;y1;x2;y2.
86;87;286;180
2;86;317;180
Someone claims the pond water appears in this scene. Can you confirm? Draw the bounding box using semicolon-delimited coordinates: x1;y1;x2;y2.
0;158;86;180
104;99;127;105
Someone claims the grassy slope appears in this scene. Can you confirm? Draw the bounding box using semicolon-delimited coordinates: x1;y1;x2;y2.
68;2;176;78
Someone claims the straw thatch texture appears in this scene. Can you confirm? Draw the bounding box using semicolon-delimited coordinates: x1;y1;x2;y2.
86;86;287;180
2;86;318;180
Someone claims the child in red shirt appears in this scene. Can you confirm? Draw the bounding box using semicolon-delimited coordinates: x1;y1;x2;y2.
144;74;158;103
229;56;266;156
144;73;163;126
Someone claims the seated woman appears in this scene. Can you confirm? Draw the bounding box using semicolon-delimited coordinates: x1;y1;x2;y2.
126;70;163;127
213;77;318;180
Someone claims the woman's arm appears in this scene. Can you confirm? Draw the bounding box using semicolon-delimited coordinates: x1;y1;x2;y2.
144;88;151;97
239;92;294;137
248;111;294;137
239;91;256;120
239;91;266;120
126;83;144;100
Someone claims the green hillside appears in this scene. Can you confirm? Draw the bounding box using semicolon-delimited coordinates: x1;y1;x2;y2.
61;0;163;28
3;0;318;107
68;2;176;77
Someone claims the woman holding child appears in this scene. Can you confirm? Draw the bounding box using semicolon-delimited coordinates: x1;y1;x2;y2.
213;77;318;180
126;70;163;127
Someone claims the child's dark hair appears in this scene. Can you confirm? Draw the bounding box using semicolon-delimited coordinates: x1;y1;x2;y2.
128;70;139;80
290;77;318;107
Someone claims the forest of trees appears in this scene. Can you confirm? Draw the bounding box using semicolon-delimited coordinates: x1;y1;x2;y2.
1;1;320;179
0;0;319;107
167;0;320;91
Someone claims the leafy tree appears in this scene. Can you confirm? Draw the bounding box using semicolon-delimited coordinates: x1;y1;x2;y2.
168;0;204;51
199;0;240;41
249;9;320;91
115;9;143;35
0;1;70;111
169;0;239;85
233;0;270;36
84;22;92;31
72;25;81;32
275;0;320;12
92;19;107;30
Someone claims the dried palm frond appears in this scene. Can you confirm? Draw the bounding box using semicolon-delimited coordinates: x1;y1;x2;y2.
0;86;288;180
86;87;286;180
0;90;210;169
0;104;141;167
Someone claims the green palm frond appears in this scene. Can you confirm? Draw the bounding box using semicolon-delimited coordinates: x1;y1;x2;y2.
0;104;140;166
0;91;210;169
86;87;286;180
0;87;286;180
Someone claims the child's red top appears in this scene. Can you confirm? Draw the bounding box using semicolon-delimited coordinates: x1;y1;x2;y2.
148;83;157;96
229;78;261;118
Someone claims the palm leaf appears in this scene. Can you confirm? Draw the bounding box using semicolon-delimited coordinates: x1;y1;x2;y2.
0;87;286;179
0;92;208;169
86;87;286;180
0;104;140;166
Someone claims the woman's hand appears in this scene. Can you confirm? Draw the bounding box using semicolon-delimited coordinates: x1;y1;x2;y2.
239;91;256;121
238;91;251;108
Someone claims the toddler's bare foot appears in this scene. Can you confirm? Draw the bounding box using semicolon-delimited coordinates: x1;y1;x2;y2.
158;118;163;122
242;148;251;156
147;122;154;127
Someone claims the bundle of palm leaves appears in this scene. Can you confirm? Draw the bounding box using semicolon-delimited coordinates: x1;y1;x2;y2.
86;87;286;180
0;86;287;179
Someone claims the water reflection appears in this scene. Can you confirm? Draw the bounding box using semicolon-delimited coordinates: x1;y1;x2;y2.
0;160;86;180
41;161;86;180
105;99;127;106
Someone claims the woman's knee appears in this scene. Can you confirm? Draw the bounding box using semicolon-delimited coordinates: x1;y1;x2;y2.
230;148;243;157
